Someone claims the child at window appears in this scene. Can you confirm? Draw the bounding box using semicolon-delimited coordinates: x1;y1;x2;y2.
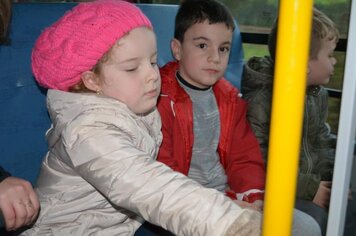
21;1;262;235
242;7;355;236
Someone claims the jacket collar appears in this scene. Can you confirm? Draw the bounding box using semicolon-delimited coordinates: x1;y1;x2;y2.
307;85;322;96
160;61;238;102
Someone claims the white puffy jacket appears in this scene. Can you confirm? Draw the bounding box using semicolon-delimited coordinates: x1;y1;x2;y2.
22;90;261;236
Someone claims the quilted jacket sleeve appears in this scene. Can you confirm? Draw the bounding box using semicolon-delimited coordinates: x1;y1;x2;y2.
222;92;266;203
243;87;272;163
313;89;335;181
62;113;256;236
156;95;182;172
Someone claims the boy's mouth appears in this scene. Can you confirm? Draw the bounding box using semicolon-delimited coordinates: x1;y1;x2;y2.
205;69;219;74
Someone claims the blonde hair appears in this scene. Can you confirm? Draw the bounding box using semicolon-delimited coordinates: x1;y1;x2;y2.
69;36;125;93
68;45;112;93
310;8;339;59
268;7;339;60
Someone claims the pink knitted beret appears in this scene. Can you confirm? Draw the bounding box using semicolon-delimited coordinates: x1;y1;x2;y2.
32;0;152;91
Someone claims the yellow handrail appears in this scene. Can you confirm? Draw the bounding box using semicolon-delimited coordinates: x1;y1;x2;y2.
262;1;313;235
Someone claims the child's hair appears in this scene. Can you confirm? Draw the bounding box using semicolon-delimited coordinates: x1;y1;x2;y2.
69;46;112;93
0;0;12;45
31;0;152;92
268;7;339;60
174;0;235;42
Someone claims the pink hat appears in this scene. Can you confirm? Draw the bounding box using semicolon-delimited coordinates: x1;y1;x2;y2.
32;0;152;91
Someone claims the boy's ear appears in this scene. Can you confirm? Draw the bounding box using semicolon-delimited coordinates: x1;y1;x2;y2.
307;63;311;76
306;63;311;85
171;39;182;61
81;71;101;92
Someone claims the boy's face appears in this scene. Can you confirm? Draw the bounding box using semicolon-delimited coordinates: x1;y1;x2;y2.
172;20;233;89
97;27;161;115
308;36;337;86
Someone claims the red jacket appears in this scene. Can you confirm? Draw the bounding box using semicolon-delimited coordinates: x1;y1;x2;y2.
157;61;266;202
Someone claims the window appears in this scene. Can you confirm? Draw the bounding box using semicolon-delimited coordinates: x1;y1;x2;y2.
220;0;351;134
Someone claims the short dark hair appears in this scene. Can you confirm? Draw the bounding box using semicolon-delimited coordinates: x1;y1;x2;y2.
174;0;235;42
0;0;12;45
268;7;339;60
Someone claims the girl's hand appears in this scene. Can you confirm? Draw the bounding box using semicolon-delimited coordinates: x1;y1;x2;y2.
251;200;264;211
233;199;262;211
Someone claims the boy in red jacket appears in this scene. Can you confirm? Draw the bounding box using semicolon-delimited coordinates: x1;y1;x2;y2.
157;0;265;210
156;1;322;235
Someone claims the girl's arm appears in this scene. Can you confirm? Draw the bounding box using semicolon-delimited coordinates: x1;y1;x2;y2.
64;113;260;236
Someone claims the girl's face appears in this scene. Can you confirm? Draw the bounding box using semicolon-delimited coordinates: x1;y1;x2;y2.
97;27;160;115
308;36;337;86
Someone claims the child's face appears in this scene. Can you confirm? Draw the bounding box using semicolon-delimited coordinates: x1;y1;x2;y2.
308;36;337;86
172;20;233;89
98;27;160;115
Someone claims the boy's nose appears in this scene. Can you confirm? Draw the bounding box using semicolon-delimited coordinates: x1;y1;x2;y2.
332;57;337;65
208;49;221;63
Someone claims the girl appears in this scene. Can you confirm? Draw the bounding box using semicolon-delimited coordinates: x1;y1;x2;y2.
22;1;260;235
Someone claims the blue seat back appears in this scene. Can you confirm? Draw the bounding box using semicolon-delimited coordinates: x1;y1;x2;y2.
0;3;77;185
0;3;244;185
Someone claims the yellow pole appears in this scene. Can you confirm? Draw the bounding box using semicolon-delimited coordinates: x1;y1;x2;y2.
262;1;312;235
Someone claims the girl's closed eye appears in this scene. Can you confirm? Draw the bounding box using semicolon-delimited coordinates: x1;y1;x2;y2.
125;67;137;72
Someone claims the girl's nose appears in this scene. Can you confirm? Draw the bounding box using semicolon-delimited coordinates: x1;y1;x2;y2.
147;64;160;82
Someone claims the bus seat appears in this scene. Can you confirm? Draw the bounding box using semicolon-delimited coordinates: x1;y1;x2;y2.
0;2;244;185
0;3;77;186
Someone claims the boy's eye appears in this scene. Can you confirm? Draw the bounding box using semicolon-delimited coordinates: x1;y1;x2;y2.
219;47;230;53
198;43;207;49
